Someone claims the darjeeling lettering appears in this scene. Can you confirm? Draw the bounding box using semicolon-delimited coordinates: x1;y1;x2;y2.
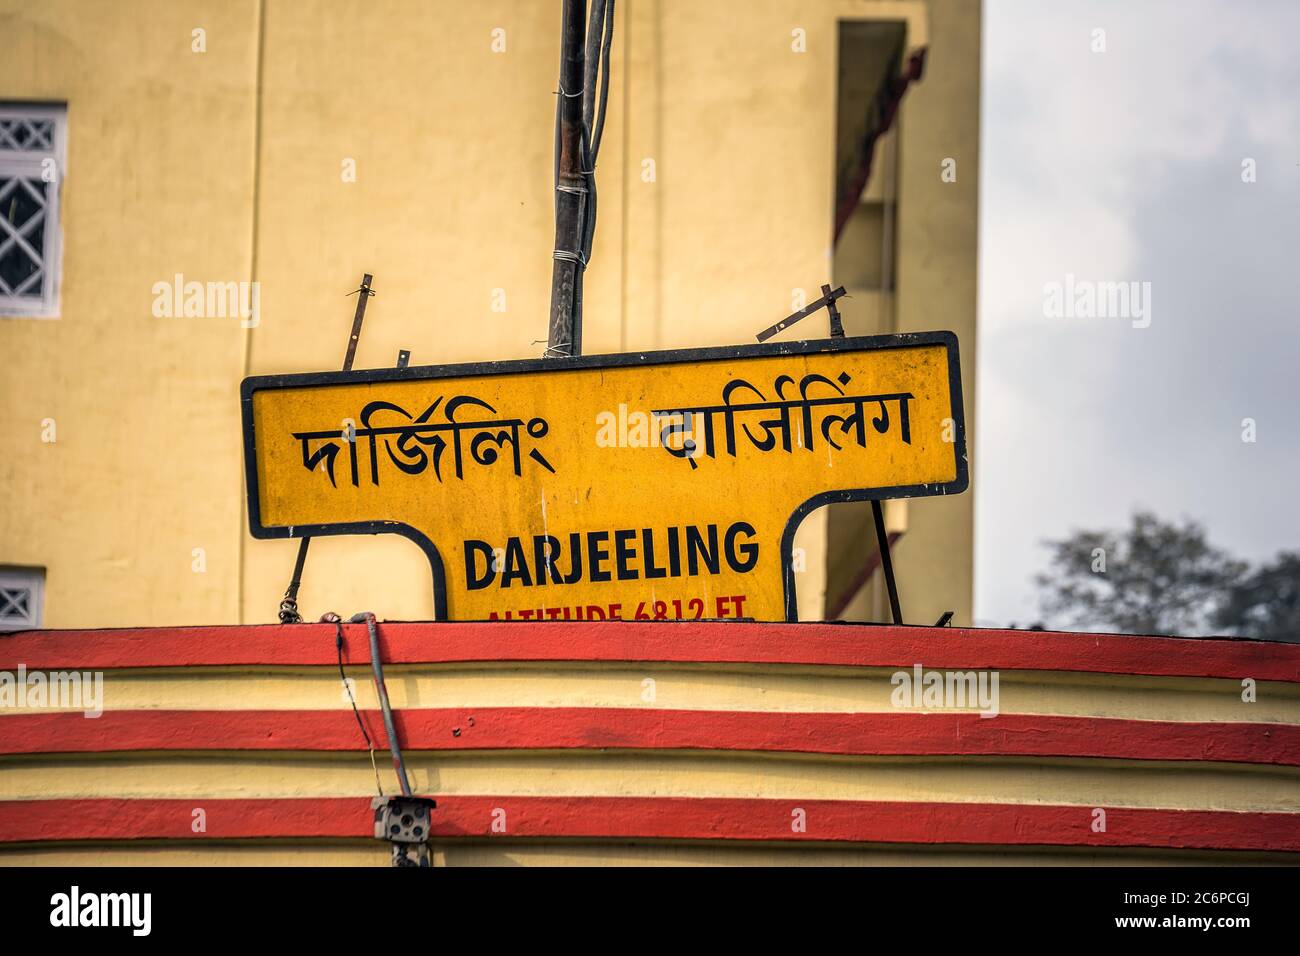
464;522;758;590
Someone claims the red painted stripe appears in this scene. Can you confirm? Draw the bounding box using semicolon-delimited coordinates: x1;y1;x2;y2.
2;708;1296;766
0;797;371;843
1;621;1296;681
1;796;1296;853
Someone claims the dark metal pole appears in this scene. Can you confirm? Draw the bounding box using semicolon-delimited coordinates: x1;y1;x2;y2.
547;0;587;358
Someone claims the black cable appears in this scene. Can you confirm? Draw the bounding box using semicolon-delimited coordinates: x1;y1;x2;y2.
552;78;562;205
583;0;606;138
591;0;615;161
580;0;613;266
579;124;597;264
332;617;384;797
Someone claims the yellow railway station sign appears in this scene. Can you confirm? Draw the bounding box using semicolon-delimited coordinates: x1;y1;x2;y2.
241;333;967;622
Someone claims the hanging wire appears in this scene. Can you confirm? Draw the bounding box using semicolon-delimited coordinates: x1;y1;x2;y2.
324;613;384;797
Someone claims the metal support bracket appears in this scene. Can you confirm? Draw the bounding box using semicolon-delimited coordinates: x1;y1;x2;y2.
278;273;376;624
871;500;904;625
373;795;438;868
755;284;847;343
753;281;902;624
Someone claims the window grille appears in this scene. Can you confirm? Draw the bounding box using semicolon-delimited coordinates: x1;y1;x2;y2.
0;104;66;318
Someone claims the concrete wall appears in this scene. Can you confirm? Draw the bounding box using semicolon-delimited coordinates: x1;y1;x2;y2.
3;621;1296;864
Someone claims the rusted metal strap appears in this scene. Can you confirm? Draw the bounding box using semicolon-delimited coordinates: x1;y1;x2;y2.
278;274;375;625
755;285;847;343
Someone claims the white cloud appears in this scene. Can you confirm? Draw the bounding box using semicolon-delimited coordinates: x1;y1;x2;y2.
975;0;1300;627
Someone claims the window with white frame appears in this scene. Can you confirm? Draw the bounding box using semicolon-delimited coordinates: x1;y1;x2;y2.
0;103;66;318
0;566;45;632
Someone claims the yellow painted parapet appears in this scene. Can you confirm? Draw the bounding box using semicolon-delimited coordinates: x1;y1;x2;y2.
1;620;1296;865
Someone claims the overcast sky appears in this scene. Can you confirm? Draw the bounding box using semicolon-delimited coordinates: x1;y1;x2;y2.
975;0;1300;626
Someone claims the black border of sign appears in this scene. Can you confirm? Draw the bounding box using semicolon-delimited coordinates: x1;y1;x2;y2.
240;330;968;622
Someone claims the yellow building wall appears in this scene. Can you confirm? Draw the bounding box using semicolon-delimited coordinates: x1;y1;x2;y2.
0;0;258;627
891;0;979;626
0;0;976;628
